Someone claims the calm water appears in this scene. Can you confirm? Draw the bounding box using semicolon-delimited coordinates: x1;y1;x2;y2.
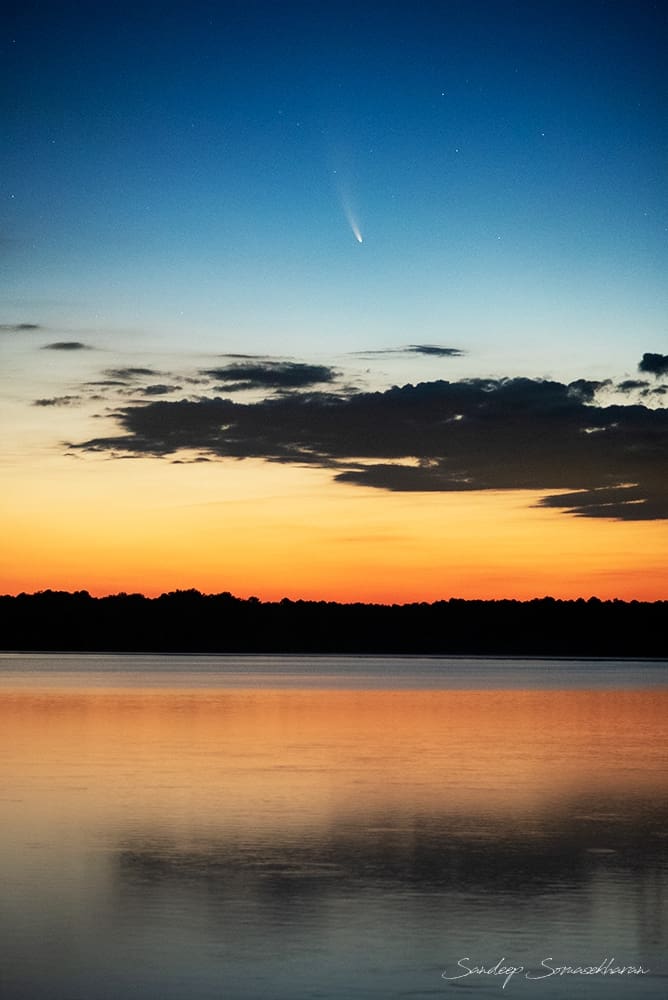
0;654;666;999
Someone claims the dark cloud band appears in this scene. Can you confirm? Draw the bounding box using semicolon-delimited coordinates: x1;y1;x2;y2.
201;361;337;391
72;374;668;521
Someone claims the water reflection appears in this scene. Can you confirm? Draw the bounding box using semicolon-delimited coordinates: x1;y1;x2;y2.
1;680;667;999
115;797;668;910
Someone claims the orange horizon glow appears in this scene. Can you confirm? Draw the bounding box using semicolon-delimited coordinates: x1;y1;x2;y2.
2;455;667;603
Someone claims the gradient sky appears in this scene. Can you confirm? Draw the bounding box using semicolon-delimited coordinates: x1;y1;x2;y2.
1;0;666;600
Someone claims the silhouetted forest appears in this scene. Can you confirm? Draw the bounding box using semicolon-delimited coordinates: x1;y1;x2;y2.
0;590;665;656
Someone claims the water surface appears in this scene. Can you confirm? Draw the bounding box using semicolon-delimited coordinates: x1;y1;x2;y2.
0;655;666;999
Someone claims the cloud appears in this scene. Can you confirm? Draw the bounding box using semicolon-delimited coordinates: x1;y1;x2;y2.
217;353;264;360
353;344;464;358
200;361;337;391
71;373;668;520
33;395;81;407
617;379;649;392
0;322;41;331
85;379;132;387
639;353;668;377
405;344;465;357
565;378;610;402
644;385;667;397
103;367;159;380
42;341;91;351
537;485;666;520
141;384;182;396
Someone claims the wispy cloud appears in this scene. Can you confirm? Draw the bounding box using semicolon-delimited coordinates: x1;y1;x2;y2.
33;396;82;407
405;345;465;357
353;344;465;359
103;367;159;380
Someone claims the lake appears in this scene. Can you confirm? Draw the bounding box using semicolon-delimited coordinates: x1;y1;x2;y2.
0;654;666;999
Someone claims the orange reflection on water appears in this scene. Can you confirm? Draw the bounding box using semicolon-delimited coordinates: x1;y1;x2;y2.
2;688;667;841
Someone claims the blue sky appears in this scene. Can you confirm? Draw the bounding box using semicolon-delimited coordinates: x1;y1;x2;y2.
2;0;665;376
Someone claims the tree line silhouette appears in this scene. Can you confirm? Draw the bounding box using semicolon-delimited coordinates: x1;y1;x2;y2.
1;590;665;656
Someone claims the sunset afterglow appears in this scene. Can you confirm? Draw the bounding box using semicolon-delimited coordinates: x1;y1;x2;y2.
2;2;665;602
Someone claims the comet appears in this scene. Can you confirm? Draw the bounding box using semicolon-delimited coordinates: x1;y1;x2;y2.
328;135;364;243
349;218;364;244
341;196;363;243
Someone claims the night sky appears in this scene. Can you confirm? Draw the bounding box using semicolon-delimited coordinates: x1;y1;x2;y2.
2;1;666;600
